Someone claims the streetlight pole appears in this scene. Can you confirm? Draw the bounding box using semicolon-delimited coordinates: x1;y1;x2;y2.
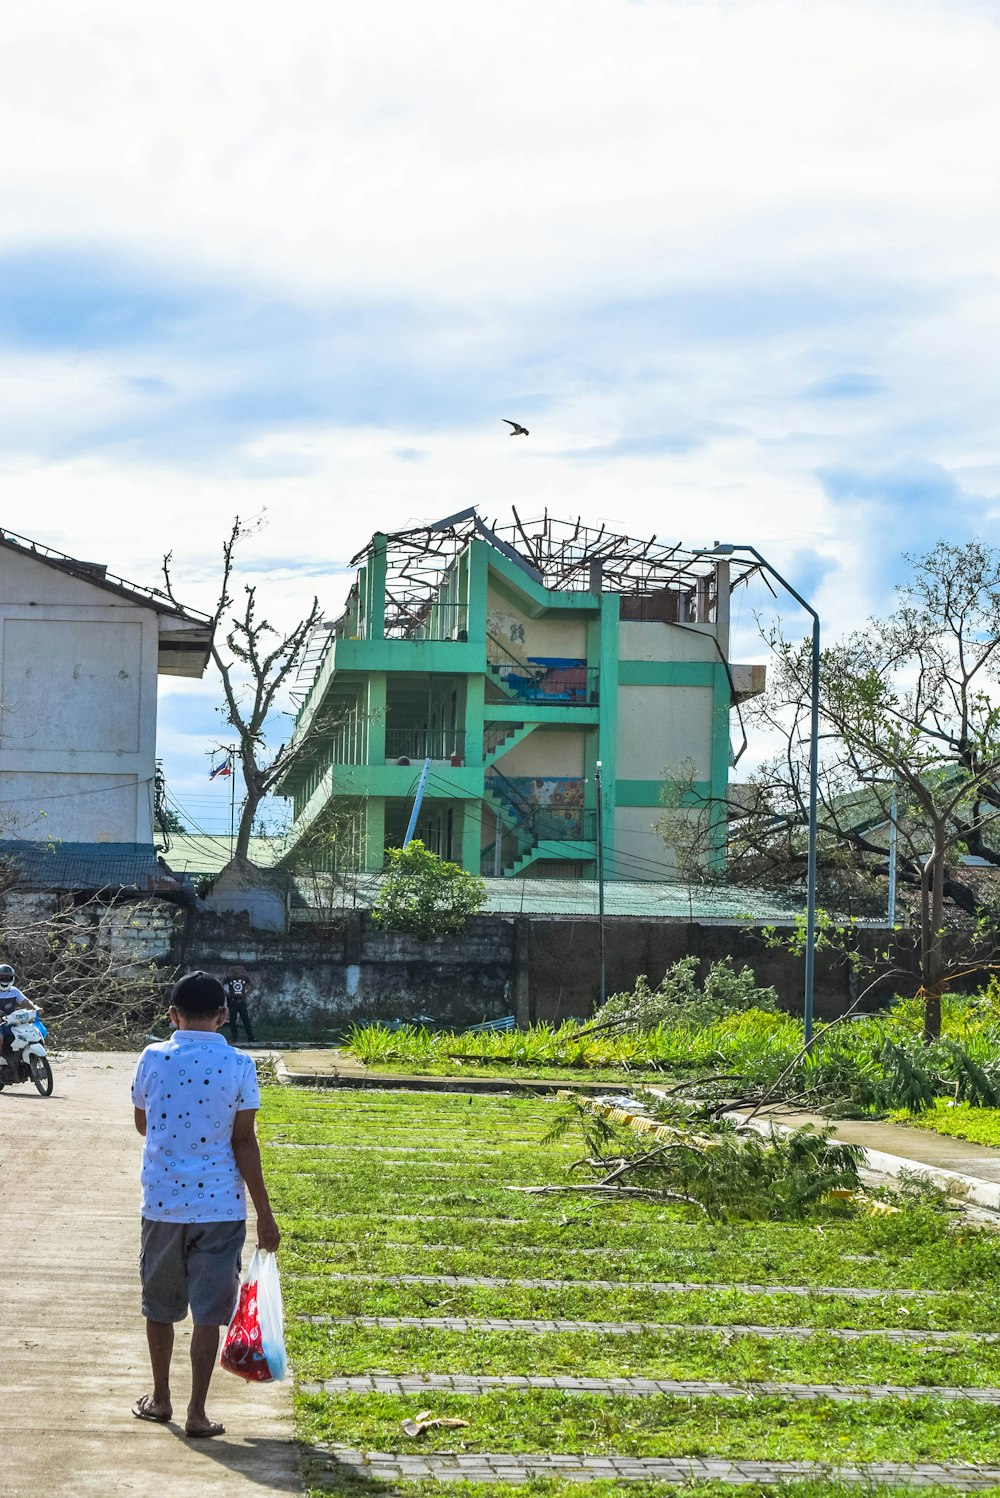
698;543;821;1044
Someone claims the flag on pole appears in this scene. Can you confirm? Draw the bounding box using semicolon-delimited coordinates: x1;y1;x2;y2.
209;756;233;780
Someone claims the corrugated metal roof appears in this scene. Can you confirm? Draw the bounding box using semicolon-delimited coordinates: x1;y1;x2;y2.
164;835;284;877
0;840;191;894
164;836;807;921
476;878;806;921
286;870;808;923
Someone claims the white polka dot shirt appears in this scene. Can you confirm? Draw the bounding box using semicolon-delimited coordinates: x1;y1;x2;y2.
131;1031;261;1224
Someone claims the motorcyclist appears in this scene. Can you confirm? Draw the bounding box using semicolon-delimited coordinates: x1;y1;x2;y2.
0;964;39;1078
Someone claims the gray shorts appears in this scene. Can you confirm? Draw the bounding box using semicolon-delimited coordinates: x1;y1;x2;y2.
140;1218;246;1326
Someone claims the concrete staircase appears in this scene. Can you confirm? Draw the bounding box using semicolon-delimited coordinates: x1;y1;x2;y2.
483;721;536;767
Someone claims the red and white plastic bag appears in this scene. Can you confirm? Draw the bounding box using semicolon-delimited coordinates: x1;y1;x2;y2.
220;1248;287;1382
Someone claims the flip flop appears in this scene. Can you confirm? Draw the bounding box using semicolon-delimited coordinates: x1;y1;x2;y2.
185;1421;225;1439
132;1396;171;1424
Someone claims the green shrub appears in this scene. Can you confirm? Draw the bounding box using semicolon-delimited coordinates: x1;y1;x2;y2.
594;956;779;1031
371;840;486;939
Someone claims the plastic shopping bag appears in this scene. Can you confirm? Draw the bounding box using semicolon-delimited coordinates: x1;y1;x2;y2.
220;1248;287;1382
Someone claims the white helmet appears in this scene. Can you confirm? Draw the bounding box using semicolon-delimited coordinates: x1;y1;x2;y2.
0;964;15;983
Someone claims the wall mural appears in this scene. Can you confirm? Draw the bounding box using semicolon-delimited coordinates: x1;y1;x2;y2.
502;776;585;837
486;610;592;702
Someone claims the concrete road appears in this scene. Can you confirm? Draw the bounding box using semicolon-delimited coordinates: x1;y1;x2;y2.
0;1053;299;1497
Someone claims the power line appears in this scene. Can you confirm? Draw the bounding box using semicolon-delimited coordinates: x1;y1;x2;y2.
165;791;233;841
0;775;155;805
419;769;683;881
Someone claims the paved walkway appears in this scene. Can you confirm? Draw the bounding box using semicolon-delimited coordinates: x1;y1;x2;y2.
0;1053;298;1498
305;1269;949;1299
304;1312;996;1342
307;1448;1000;1489
280;1049;636;1095
755;1105;1000;1184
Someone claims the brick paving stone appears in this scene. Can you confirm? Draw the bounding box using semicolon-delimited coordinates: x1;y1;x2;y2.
366;1240;623;1256
302;1371;1000;1402
297;1210;532;1225
312;1268;949;1299
303;1311;997;1342
270;1141;510;1155
308;1448;1000;1488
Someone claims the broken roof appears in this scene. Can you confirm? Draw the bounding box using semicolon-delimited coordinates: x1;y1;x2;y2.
349;507;761;638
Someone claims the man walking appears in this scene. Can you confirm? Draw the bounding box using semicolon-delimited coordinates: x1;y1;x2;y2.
223;963;256;1044
131;970;280;1438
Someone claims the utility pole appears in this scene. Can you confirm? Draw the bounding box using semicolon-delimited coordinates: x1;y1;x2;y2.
229;745;237;860
404;758;433;846
596;759;606;1008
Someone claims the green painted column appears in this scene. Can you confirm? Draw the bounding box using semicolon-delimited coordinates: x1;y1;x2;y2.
459;800;481;874
366;672;387;763
363;797;385;871
467;541;488;658
464;542;490;872
464;673;485;769
362;672;387;871
356;564;368;638
369;534;388;640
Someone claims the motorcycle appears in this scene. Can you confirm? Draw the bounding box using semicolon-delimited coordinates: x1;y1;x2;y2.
0;1008;53;1096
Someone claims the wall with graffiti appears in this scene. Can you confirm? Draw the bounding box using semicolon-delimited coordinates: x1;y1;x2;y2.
486;595;588;660
493;774;586;837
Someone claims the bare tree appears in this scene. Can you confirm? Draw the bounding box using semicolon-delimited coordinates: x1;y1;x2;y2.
1;883;170;1047
660;541;1000;1039
164;517;321;863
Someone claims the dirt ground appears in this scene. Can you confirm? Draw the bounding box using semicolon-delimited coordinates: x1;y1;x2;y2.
0;1052;299;1497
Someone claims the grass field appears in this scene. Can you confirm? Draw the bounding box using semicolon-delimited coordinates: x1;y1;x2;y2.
260;1085;1000;1495
895;1100;1000;1149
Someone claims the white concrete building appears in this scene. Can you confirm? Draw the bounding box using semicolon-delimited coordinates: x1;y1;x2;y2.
0;530;212;847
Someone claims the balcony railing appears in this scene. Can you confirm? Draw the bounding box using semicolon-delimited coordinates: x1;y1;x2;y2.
385;728;466;763
481;807;598;875
486;635;598;705
389;601;470;641
485;766;598;850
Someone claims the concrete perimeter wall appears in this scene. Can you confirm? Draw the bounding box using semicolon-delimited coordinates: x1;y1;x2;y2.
22;896;934;1037
169;907;927;1036
175;910;518;1035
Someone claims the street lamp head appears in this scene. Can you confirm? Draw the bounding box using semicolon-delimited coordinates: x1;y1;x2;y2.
703;543;737;556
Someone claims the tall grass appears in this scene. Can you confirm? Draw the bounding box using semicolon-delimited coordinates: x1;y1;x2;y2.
347;1011;799;1074
347;988;1000;1113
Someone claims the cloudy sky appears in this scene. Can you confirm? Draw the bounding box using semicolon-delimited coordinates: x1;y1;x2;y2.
3;0;999;833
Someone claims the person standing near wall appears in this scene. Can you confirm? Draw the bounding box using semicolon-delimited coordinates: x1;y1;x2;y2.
222;964;256;1044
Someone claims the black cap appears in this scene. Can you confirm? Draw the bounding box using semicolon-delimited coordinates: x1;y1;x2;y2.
170;970;227;1015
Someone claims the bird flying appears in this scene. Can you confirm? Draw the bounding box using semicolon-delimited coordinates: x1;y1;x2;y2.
503;419;529;436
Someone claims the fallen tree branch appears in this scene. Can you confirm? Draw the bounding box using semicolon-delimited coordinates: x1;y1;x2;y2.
740;968;906;1124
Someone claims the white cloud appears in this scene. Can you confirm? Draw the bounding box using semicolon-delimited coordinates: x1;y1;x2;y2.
2;0;1000;824
1;0;999;301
